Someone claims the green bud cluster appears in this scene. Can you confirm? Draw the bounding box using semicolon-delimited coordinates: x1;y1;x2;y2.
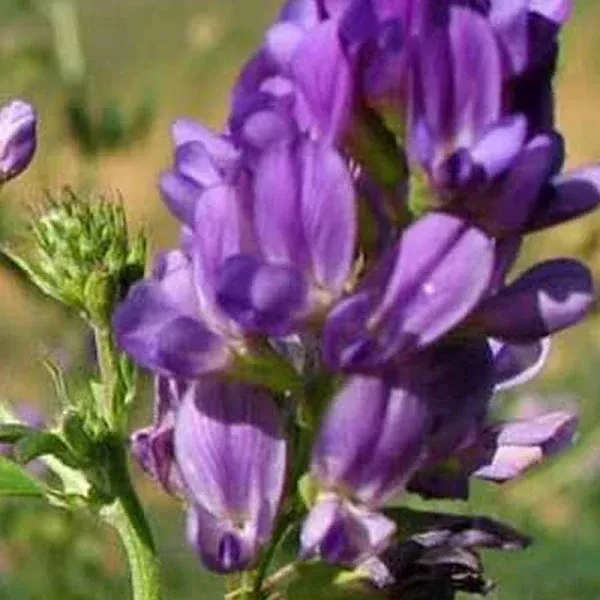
25;188;146;326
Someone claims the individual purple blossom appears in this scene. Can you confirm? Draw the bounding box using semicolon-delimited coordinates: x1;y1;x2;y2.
301;376;429;566
473;410;579;483
214;134;357;335
323;212;494;372
174;379;286;573
159;119;243;226
0;100;37;185
409;411;578;500
230;0;354;148
113;246;236;378
468;258;594;344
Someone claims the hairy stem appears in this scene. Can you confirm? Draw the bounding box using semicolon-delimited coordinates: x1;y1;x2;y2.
93;325;122;429
100;439;161;600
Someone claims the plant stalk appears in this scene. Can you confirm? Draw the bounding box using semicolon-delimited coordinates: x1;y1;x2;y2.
100;439;161;600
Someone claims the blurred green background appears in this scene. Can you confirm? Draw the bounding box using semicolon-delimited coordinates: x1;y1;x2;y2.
1;0;600;598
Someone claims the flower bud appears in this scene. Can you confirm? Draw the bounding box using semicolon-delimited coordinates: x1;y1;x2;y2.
26;190;146;325
0;100;37;185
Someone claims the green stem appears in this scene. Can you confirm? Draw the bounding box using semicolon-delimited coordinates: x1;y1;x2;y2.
93;326;121;429
100;439;161;600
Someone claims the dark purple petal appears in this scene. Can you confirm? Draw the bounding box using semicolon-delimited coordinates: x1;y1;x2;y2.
174;379;286;571
410;7;502;160
488;132;563;234
216;254;309;334
488;235;522;292
0;100;37;183
471;259;594;342
156;316;231;377
528;164;600;232
490;337;551;391
187;503;267;573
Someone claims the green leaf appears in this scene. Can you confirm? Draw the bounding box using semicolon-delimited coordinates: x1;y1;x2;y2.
0;456;44;497
273;562;382;600
0;423;38;443
0;246;65;305
14;431;80;468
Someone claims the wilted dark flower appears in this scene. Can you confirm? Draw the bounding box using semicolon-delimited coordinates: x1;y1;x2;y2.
361;509;530;598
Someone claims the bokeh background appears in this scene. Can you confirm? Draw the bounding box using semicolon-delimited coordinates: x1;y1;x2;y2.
1;0;600;598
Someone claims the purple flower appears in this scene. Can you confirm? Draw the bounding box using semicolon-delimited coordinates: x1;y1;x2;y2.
468;258;594;343
114;192;248;377
130;377;185;495
159;120;242;225
473;411;578;482
323;212;494;372
301;376;429;566
410;411;578;499
362;509;530;597
215;135;356;335
174;379;286;573
0;100;37;184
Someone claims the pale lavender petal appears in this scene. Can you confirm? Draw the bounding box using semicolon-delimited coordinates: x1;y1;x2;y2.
470;116;527;179
530;0;571;24
253;140;304;266
174;379;286;535
193;184;254;319
171;119;241;170
187;503;263;573
474;412;579;482
265;22;306;70
160;171;201;225
290;19;353;140
489;0;529;73
449;7;503;141
299;140;356;295
175;142;222;188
